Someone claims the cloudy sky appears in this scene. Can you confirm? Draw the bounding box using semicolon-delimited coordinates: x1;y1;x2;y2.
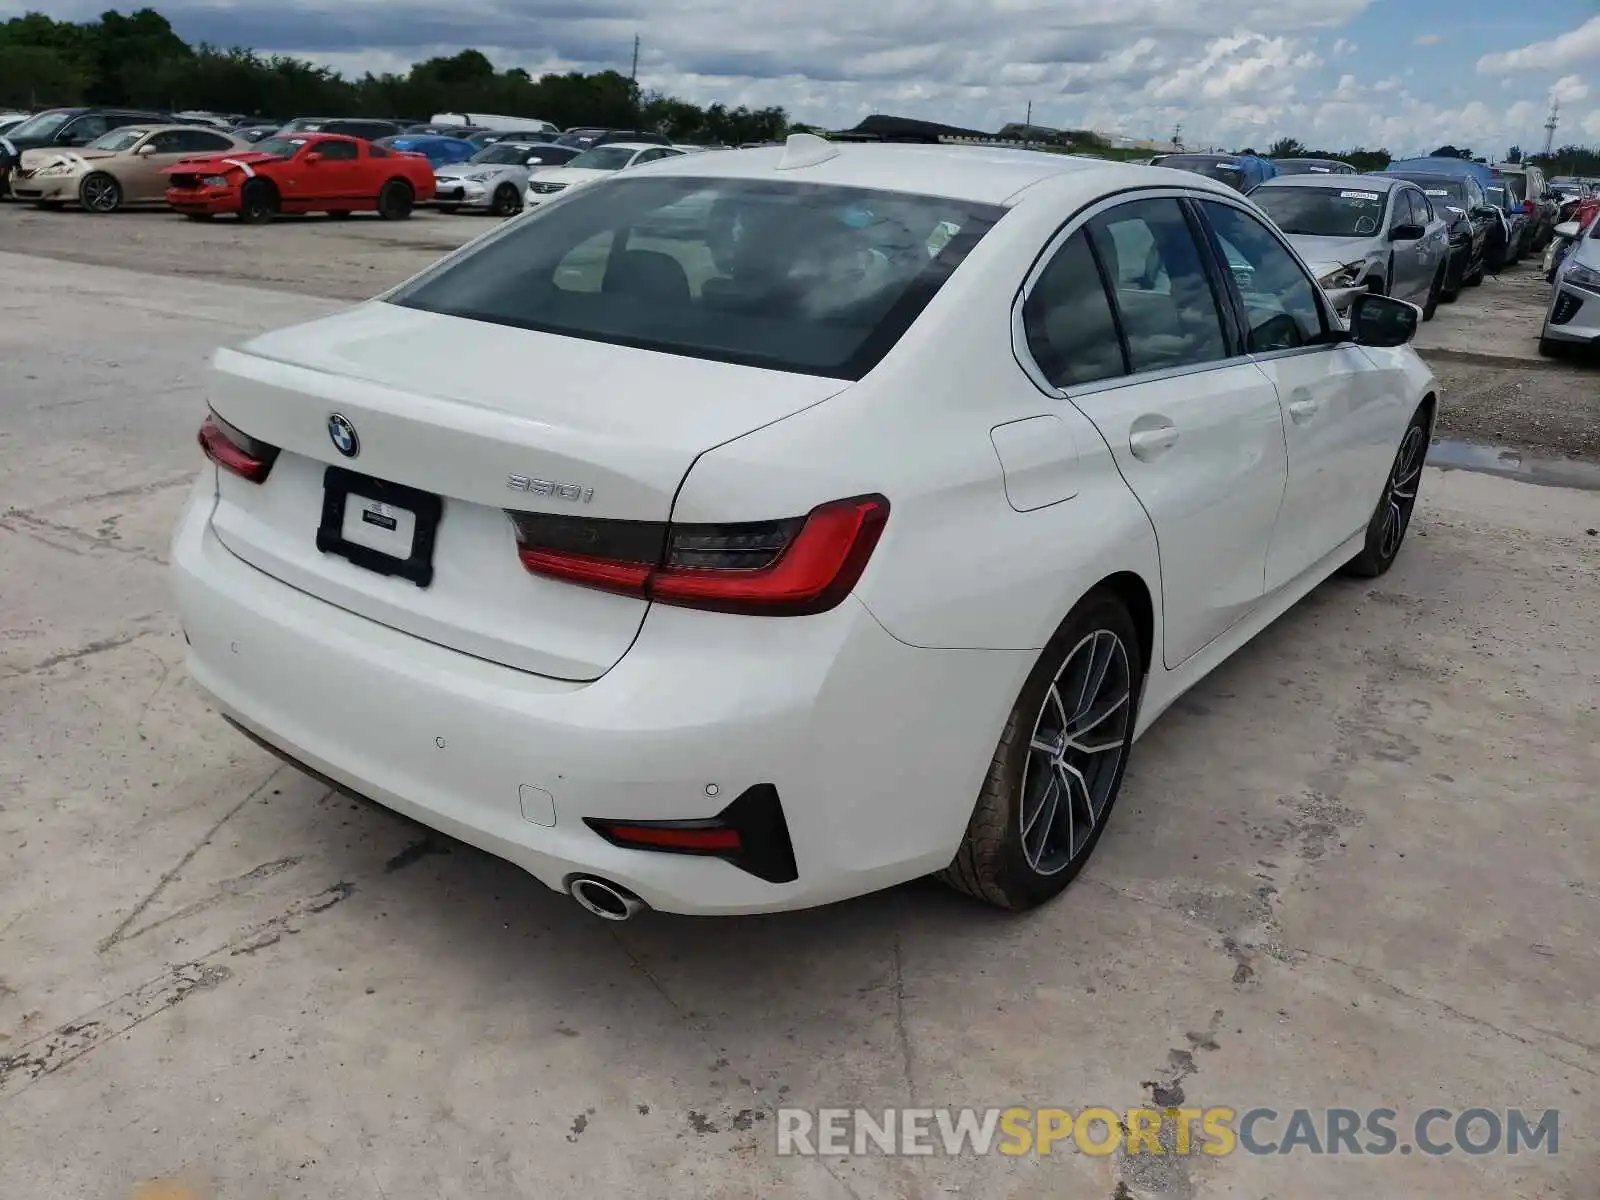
12;0;1600;152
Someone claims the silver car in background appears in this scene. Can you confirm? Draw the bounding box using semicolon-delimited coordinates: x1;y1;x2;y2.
432;141;580;216
1249;174;1451;318
1540;216;1600;358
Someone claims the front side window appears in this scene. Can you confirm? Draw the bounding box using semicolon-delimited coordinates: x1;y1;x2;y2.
255;137;311;160
316;140;359;161
63;115;108;143
178;130;235;153
1199;201;1325;352
1252;185;1386;237
391;178;1002;379
1086;198;1229;374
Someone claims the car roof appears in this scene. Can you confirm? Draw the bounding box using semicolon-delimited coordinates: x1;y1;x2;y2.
633;138;1171;206
1256;172;1401;192
582;141;669;153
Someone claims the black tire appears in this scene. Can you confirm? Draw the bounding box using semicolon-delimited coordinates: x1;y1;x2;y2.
238;179;278;224
1421;264;1445;321
436;203;460;215
1440;255;1462;302
1344;404;1428;579
490;183;522;218
78;172;122;214
1538;336;1568;359
377;179;413;220
938;589;1143;911
1463;255;1484;287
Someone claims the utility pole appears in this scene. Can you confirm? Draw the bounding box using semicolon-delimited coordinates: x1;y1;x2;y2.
1024;99;1032;148
1172;121;1183;150
630;34;641;126
1542;97;1559;158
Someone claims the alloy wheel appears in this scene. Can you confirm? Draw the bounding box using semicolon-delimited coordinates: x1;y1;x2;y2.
82;175;120;213
1379;423;1425;560
1019;629;1133;876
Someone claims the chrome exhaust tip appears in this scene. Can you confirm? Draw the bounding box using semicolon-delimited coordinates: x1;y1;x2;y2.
567;875;647;921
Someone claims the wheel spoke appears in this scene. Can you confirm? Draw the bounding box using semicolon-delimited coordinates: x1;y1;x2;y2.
1072;632;1114;721
1030;734;1062;755
1022;774;1060;866
1059;761;1092;854
1067;690;1128;739
1055;763;1076;858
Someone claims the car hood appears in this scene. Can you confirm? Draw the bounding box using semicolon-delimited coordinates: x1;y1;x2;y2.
1287;233;1381;270
161;150;278;175
529;166;612;186
16;147;112;171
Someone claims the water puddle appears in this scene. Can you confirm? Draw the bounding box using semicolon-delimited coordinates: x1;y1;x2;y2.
1427;438;1600;491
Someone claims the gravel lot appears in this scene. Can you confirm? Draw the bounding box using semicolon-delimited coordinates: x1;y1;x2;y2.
1;207;1598;1199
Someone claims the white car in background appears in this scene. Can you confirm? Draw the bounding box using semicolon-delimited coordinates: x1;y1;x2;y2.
432;141;581;216
525;142;684;205
173;137;1436;919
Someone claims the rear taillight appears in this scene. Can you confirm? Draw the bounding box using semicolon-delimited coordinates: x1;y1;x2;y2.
509;494;889;616
198;412;279;483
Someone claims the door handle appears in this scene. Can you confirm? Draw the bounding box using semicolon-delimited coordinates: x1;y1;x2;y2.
1287;397;1320;423
1128;421;1179;461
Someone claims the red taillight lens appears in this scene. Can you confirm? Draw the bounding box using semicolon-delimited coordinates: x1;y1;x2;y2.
509;494;889;616
198;412;279;483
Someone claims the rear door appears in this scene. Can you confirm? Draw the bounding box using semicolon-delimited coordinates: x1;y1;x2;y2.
1053;194;1288;668
1194;197;1400;591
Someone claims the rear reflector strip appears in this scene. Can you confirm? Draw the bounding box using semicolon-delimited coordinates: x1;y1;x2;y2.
586;783;798;883
509;494;889;617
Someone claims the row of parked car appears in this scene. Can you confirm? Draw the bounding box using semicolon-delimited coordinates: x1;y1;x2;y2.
0;104;730;221
1147;150;1597;342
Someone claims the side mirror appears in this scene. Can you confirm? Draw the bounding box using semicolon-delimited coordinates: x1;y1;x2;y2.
304;151;322;164
1348;293;1418;348
135;143;156;156
1554;221;1581;240
1388;223;1426;242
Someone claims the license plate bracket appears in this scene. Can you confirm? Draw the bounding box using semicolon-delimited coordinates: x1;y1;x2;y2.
316;465;442;588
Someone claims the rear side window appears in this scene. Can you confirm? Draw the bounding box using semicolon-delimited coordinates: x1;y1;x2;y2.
318;140;359;161
1086;198;1230;374
1022;230;1125;387
391;178;1003;379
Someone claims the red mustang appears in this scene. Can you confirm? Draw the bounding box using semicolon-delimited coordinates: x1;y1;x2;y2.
164;133;435;223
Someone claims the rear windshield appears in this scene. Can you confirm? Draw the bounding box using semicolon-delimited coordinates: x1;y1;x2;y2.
1392;176;1466;205
1163;156;1248;188
390;177;1002;379
1253;185;1388;236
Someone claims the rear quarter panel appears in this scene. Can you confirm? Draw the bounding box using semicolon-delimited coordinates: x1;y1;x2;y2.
672;194;1161;655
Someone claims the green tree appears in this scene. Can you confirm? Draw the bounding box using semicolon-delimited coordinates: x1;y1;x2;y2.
1267;136;1307;158
1505;144;1522;163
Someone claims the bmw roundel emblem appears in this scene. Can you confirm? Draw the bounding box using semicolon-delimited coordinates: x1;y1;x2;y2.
328;413;359;458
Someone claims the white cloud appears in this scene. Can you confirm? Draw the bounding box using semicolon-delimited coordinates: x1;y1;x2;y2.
1550;74;1590;105
1477;15;1600;74
1412;33;1445;46
1330;37;1355;56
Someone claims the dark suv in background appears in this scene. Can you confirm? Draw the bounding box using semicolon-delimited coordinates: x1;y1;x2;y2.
555;128;673;150
276;117;403;140
0;107;169;196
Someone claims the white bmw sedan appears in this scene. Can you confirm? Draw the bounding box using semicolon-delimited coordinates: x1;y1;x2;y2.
172;135;1436;918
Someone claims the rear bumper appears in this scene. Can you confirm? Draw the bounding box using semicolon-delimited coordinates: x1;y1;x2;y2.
171;478;1027;914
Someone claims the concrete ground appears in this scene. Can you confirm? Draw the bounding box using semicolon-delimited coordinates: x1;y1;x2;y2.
2;219;1599;1200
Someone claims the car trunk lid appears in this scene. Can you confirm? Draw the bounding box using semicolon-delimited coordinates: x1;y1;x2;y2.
205;301;847;680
